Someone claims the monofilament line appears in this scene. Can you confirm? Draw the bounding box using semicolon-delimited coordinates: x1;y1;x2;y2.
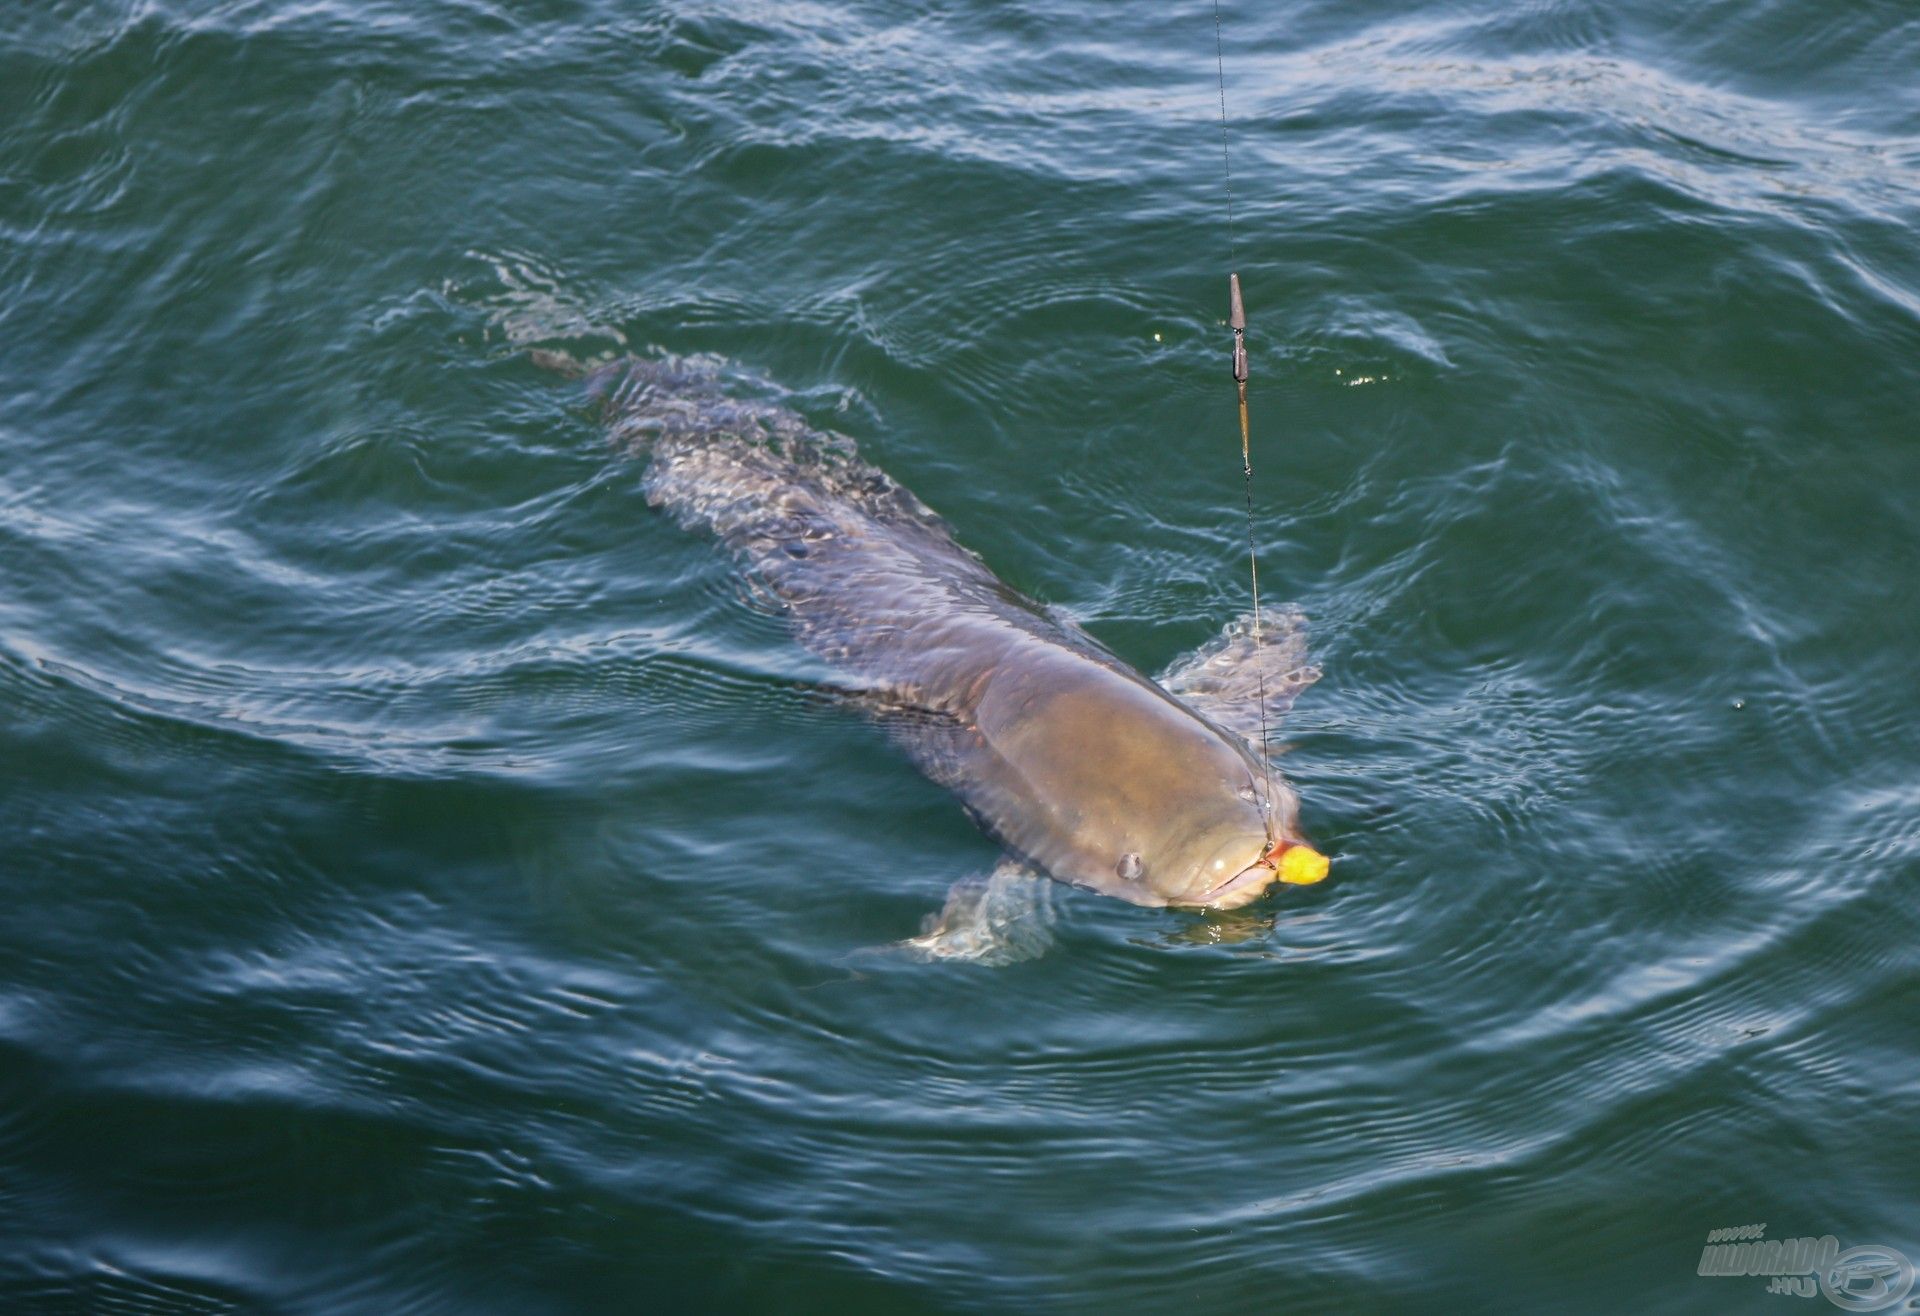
1240;423;1276;843
1214;5;1277;845
1212;0;1238;266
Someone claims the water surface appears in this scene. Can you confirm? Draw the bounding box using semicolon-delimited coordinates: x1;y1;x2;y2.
3;1;1918;1311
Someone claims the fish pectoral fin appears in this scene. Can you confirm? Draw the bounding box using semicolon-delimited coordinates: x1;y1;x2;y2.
887;858;1056;967
1158;605;1320;751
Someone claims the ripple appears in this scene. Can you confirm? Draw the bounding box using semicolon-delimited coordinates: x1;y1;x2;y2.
2;0;1918;1310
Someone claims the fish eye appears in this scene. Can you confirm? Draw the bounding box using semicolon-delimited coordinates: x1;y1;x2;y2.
1115;853;1144;881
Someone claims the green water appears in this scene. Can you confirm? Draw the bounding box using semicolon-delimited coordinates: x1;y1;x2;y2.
3;2;1918;1312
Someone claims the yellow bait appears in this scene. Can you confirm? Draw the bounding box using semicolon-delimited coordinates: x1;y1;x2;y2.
1277;845;1330;886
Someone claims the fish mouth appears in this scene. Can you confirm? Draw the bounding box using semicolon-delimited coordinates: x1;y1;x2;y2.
1177;841;1331;910
1177;862;1278;911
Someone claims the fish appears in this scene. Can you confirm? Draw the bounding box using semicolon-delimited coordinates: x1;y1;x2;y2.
562;355;1324;951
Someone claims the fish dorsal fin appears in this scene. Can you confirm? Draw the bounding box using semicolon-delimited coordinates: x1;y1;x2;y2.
1158;606;1320;753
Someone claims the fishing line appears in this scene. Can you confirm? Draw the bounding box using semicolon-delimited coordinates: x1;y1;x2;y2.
1212;0;1238;267
1211;1;1277;846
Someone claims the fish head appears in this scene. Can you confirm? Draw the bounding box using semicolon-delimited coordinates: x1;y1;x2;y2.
1173;833;1331;909
1152;784;1329;911
972;657;1328;910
